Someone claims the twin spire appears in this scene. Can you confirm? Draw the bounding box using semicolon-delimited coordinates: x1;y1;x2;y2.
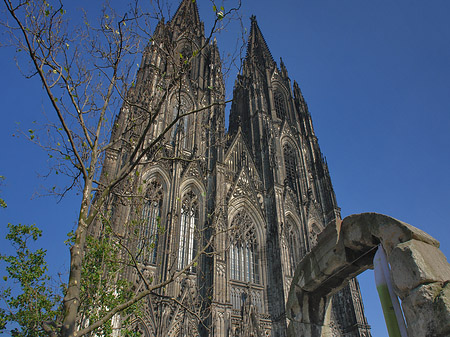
170;1;277;69
246;15;274;65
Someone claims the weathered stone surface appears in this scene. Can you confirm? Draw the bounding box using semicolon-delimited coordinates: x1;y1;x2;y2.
402;282;441;337
389;239;450;298
402;282;450;337
435;282;450;336
286;286;334;337
342;213;439;256
294;222;349;292
341;214;379;252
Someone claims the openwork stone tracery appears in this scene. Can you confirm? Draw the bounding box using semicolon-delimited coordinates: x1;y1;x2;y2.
137;180;163;265
230;210;260;284
178;190;199;272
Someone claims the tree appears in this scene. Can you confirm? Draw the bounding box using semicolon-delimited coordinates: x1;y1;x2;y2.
0;0;242;335
0;223;62;337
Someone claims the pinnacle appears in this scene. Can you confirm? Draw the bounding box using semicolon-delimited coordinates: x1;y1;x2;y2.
170;0;201;30
245;15;274;66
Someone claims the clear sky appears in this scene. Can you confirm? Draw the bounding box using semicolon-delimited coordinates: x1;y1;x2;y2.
1;1;450;336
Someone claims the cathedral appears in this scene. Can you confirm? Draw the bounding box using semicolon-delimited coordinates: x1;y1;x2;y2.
100;0;372;335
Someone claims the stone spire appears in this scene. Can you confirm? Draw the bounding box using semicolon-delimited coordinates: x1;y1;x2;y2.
170;0;201;30
245;15;275;68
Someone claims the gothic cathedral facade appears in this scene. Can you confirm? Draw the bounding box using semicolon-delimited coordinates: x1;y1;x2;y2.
101;1;372;336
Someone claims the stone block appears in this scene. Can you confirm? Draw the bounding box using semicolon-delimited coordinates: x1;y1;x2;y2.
341;214;377;251
402;282;450;337
434;282;450;336
293;221;349;293
342;213;440;256
389;239;450;298
402;283;441;337
294;240;348;293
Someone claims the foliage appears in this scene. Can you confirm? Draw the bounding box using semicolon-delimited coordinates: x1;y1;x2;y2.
0;222;142;337
0;223;62;336
77;227;139;337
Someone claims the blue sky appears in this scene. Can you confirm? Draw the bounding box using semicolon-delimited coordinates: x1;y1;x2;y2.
1;0;450;336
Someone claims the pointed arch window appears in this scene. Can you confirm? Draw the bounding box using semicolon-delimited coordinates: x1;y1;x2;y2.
274;90;286;120
171;96;193;149
178;190;199;272
230;211;260;284
283;143;298;191
137;180;163;265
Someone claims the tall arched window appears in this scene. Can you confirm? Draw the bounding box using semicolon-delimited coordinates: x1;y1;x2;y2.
137;180;163;265
171;96;193;149
178;190;199;272
230;210;260;284
274;90;286;120
283;143;298;191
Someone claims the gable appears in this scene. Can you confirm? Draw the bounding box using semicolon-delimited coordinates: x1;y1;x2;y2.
224;130;262;188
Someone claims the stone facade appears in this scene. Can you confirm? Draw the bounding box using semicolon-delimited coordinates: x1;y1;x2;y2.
100;1;372;336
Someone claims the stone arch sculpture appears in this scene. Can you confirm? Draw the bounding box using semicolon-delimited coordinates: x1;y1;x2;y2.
286;212;450;337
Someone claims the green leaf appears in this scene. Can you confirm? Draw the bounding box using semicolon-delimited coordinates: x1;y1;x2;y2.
0;223;61;334
213;5;216;12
